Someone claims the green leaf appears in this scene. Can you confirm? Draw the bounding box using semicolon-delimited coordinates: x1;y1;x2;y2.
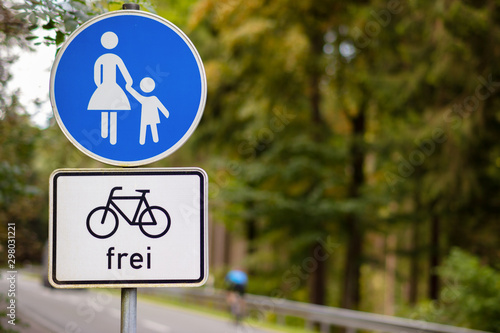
10;4;30;10
42;19;56;30
73;11;89;22
64;19;78;33
28;12;37;25
55;30;65;45
14;12;30;19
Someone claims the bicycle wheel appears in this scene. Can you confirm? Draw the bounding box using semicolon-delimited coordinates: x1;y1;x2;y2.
87;207;119;239
138;206;171;238
230;294;244;325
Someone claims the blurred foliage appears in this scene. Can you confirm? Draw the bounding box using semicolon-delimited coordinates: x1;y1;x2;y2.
0;2;44;267
0;97;44;264
405;249;500;332
187;0;500;316
152;0;196;27
12;0;155;46
0;2;28;104
188;0;371;307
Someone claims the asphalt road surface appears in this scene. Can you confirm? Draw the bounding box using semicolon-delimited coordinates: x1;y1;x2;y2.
0;271;274;333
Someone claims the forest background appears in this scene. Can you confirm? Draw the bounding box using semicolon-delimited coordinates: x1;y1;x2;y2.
1;0;500;332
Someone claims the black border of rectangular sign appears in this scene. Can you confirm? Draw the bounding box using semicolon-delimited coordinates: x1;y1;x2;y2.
49;168;207;288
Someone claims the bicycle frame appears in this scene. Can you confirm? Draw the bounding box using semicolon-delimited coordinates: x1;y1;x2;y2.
101;187;156;226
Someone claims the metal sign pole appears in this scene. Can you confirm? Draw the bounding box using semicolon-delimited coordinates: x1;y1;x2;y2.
121;288;137;333
118;5;139;333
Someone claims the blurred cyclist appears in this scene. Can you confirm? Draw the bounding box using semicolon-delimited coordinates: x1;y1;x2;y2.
225;269;248;324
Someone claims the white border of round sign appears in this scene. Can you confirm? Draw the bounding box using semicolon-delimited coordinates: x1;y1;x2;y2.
49;10;207;167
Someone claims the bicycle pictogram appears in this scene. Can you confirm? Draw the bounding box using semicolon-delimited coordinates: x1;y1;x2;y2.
86;186;171;239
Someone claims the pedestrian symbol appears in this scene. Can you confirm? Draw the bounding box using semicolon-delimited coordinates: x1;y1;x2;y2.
126;77;170;145
88;31;133;145
50;11;206;166
88;31;132;112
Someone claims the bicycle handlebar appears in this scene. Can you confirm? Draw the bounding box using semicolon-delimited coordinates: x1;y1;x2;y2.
109;187;150;196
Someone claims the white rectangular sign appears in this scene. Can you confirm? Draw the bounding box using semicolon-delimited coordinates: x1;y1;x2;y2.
48;168;208;288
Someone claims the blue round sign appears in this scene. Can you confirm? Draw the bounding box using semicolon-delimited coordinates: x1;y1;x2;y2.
50;10;206;166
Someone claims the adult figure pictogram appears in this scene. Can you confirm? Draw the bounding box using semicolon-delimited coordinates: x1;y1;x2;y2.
88;31;133;145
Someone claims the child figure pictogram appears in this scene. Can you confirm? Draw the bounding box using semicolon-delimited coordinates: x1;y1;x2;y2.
126;77;170;145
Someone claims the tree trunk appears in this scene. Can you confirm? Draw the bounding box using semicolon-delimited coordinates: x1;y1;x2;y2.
307;31;329;306
246;202;257;256
309;241;328;305
409;219;420;305
342;217;363;309
384;234;397;315
341;106;366;310
246;210;257;275
429;214;440;300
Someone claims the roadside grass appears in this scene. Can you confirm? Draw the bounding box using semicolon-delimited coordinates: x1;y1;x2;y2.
134;291;313;333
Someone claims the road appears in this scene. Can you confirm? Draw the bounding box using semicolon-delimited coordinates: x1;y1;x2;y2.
0;271;274;333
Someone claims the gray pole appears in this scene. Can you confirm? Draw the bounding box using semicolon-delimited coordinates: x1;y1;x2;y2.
119;5;139;333
121;288;137;333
